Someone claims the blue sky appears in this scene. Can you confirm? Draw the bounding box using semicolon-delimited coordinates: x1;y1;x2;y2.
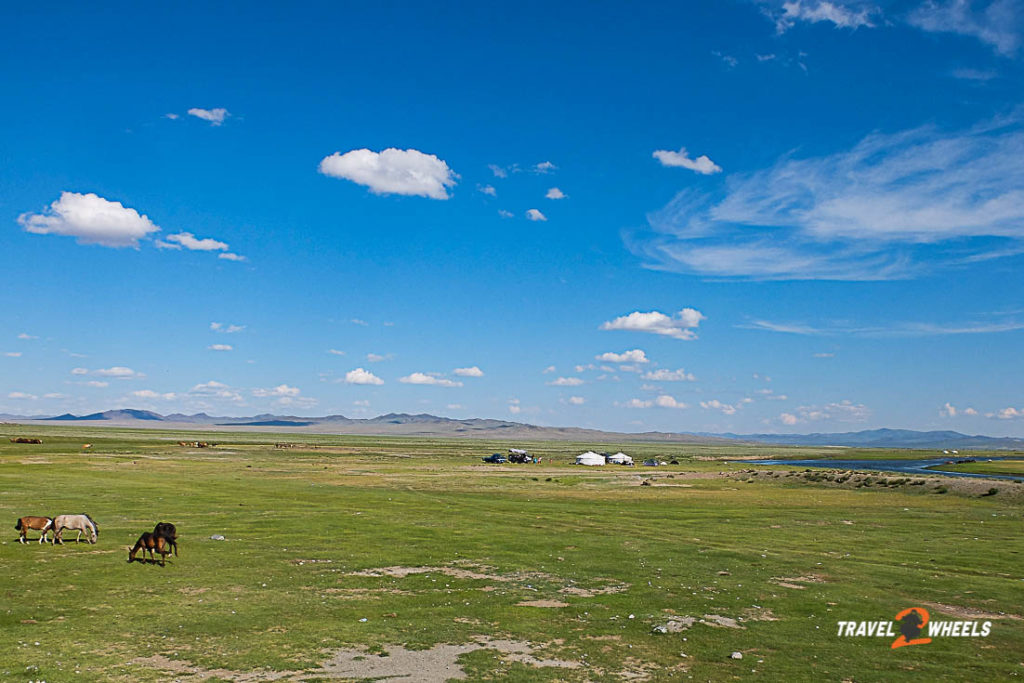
2;0;1023;434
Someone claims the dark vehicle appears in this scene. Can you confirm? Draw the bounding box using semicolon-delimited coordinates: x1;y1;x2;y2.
508;451;532;464
642;459;661;467
482;453;508;463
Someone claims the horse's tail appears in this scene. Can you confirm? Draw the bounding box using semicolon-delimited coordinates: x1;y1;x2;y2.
15;518;22;530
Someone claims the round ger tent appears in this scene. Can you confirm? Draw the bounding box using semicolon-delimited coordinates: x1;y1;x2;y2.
574;451;606;466
606;452;633;465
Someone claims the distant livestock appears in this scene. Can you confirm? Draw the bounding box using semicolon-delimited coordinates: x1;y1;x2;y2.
178;441;212;448
53;513;99;544
15;516;53;544
129;532;170;565
10;437;43;444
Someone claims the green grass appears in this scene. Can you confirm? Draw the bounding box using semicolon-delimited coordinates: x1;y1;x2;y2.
934;458;1024;477
1;425;1022;681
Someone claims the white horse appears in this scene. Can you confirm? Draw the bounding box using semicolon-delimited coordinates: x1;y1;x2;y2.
53;513;98;544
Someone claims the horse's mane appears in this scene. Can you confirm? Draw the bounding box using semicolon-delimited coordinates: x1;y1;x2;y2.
84;513;99;534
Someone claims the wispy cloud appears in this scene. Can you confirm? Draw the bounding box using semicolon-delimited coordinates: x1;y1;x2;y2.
772;1;878;33
526;208;547;221
907;0;1021;56
634;113;1024;280
210;322;245;333
208;344;233;351
453;366;484;377
547;376;584;386
596;349;649;364
642;368;696;382
743;317;1024;336
187;107;230;125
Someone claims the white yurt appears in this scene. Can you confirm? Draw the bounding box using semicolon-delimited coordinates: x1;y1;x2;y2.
606;452;633;465
575;451;606;466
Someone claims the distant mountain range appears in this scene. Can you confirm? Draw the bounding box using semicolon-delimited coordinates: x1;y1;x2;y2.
0;410;1021;449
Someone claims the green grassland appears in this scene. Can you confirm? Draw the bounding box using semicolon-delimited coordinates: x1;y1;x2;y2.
1;425;1022;681
934;458;1024;477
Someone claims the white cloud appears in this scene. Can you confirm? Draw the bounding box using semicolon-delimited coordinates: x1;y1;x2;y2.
71;367;88;375
534;161;557;173
131;389;177;400
622;395;687;409
19;192;160;248
328;348;346;356
596;349;649;364
4;352;22;358
94;366;145;379
637;114;1024;280
187;107;230;125
318;148;457;199
509;404;522;414
907;0;1021;56
43;392;68;399
161;232;228;251
351;318;369;326
542;365;557;374
210;322;245;333
489;164;510;178
547;376;584;386
218;252;246;262
991;406;1023;419
85;380;108;388
478;184;497;196
8;391;36;399
783;400;870;423
399;372;463;387
568;396;585;405
600;308;706;340
813;352;835;358
642;368;696;382
208;344;233;351
951;67;998;81
965;407;979;415
353;399;370;407
546;187;567;199
165;113;180;120
526;208;547;221
366;353;392;363
345;368;384;385
498;209;515;218
940;402;958;417
453;366;484;377
774;1;877;33
17;333;37;340
188;380;243;402
700;399;737;415
253;384;301;398
653;148;722;175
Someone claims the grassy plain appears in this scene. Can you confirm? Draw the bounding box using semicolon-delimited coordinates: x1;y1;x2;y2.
1;424;1022;682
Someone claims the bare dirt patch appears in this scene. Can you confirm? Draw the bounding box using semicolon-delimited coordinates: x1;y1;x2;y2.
131;654;296;681
517;599;569;608
918;601;1023;621
771;574;826;589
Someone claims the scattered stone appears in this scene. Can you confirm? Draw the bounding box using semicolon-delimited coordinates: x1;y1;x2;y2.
731;651;743;660
210;535;226;541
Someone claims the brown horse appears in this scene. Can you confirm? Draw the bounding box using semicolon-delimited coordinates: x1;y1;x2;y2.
153;522;178;557
15;516;53;544
128;532;170;565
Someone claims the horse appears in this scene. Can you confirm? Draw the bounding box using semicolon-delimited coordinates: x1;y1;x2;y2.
128;532;169;565
15;516;53;544
53;513;98;544
153;522;178;556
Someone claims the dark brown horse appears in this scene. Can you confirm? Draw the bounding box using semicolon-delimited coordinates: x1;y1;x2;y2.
128;532;169;565
153;522;178;556
15;516;53;544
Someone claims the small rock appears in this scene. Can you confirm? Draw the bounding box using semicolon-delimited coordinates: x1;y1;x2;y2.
730;651;743;660
210;534;226;541
358;618;368;622
652;625;668;634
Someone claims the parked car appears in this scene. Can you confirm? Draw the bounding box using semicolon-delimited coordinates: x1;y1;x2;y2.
642;459;661;467
482;453;508;463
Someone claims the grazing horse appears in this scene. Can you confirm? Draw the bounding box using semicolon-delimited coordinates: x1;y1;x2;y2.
128;532;169;565
153;522;178;557
53;513;98;544
15;516;53;544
